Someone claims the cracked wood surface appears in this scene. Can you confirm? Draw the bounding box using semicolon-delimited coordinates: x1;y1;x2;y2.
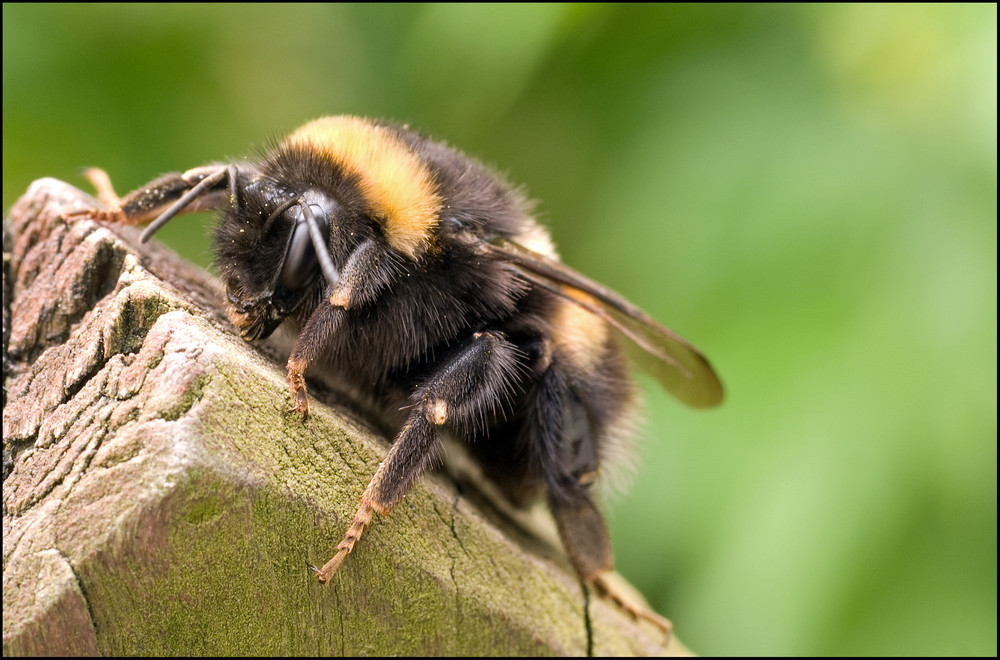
3;179;685;656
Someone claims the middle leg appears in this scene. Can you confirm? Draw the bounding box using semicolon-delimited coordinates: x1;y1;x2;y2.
314;330;525;582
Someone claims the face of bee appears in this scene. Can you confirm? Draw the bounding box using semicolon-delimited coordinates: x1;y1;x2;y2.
215;177;340;341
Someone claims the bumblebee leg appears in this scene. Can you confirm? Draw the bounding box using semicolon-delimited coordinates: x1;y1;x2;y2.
591;573;673;634
550;481;671;632
526;358;673;634
66;167;132;223
285;239;402;413
324;238;401;309
314;330;524;583
82;167;121;209
71;164;236;229
285;304;345;415
312;414;435;582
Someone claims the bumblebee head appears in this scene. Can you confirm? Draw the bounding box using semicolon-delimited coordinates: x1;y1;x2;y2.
213;173;342;341
114;116;452;342
127;163;342;342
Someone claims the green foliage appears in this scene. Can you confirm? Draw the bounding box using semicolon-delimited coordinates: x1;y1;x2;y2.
4;4;995;655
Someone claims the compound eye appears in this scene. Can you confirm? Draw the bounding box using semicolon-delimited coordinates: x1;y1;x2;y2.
279;205;330;291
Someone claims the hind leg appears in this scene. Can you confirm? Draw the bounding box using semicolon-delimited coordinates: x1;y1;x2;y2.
523;355;672;634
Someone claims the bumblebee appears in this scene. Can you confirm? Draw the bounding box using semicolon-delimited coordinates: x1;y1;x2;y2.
79;115;723;631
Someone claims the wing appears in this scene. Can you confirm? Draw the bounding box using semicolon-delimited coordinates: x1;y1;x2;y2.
483;237;724;409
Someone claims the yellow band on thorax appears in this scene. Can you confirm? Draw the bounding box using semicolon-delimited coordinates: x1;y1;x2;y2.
285;116;442;258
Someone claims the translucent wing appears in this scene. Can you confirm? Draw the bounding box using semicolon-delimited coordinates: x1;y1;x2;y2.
484;238;724;409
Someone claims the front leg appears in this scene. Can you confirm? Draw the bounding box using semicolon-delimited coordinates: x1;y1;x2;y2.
285;302;344;415
286;237;401;413
314;330;525;582
74;165;237;232
325;237;401;309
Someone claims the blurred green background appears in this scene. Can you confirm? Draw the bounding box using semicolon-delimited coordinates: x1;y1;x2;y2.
4;3;995;655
